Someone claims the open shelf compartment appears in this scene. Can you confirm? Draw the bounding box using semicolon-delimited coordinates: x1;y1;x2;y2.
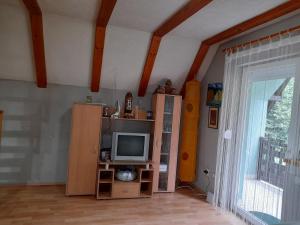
138;168;153;197
139;168;154;183
98;168;114;183
140;182;153;197
97;183;112;199
97;168;114;199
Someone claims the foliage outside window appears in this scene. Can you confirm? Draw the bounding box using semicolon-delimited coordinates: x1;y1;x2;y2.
265;78;294;145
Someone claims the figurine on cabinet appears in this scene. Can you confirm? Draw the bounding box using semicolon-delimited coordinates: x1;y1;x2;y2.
154;79;177;95
124;92;134;118
164;79;176;94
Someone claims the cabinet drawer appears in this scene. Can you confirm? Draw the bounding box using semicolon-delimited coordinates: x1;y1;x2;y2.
112;182;140;198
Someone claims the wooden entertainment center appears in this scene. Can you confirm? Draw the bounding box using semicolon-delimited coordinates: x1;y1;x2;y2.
66;94;182;199
97;161;154;199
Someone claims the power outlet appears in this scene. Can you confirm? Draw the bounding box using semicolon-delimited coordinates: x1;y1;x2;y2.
203;169;209;176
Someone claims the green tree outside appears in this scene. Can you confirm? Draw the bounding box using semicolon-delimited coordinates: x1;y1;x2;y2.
265;78;295;145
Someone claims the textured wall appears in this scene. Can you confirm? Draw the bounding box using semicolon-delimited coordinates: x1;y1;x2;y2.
195;13;300;193
0;79;151;184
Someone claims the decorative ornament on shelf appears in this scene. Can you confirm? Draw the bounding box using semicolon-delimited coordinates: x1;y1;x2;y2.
102;105;110;117
124;92;134;118
154;79;177;95
147;111;153;120
154;85;165;94
111;100;120;118
116;168;137;181
86;96;93;103
164;79;176;94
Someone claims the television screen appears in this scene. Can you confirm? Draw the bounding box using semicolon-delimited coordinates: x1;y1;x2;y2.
117;135;145;156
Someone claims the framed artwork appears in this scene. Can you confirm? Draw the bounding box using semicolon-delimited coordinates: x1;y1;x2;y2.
208;107;219;129
206;83;223;107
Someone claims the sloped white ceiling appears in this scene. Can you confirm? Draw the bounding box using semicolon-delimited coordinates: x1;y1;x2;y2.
101;26;151;91
0;0;291;93
149;35;200;92
169;0;286;39
44;13;94;87
109;0;188;32
39;0;100;22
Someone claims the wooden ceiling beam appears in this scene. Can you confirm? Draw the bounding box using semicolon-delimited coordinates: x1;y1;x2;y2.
138;0;213;96
181;0;300;95
180;43;209;95
91;0;117;92
154;0;213;37
138;35;162;96
23;0;47;88
204;0;300;46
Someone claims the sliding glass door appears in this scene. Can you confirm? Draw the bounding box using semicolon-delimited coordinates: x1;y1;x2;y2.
236;58;300;225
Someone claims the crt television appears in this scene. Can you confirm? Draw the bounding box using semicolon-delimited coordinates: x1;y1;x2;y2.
111;132;150;161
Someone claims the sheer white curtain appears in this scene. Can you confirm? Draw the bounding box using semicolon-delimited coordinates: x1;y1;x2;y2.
214;29;300;225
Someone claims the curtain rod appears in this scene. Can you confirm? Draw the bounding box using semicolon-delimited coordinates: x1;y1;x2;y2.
223;25;300;53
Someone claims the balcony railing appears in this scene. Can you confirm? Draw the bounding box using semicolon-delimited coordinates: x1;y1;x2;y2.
257;137;287;188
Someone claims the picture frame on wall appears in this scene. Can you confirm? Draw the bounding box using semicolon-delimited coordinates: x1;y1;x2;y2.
206;83;223;107
208;107;219;129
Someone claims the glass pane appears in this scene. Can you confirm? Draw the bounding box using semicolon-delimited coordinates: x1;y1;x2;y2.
238;76;295;223
158;96;174;191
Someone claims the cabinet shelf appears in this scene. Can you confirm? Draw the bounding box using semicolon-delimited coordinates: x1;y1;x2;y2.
97;192;111;199
97;182;112;199
157;189;169;193
141;179;152;183
102;117;155;122
140;192;152;198
99;160;153;166
99;179;113;183
114;180;140;184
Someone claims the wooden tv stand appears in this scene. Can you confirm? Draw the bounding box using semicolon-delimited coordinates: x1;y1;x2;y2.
96;161;154;199
66;96;181;197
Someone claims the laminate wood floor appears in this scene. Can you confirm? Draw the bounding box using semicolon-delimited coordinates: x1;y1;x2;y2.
0;186;245;225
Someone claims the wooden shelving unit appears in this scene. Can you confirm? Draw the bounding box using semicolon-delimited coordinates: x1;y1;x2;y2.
96;168;114;199
67;94;182;199
152;94;182;193
96;161;154;199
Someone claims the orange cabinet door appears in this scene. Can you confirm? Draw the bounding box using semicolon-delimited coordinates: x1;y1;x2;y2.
66;104;102;195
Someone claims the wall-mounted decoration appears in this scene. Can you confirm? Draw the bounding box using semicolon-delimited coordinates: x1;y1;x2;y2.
208;107;219;129
206;83;223;106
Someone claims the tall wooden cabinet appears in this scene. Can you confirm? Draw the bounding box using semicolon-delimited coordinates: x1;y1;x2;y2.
66;104;102;195
152;94;182;192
